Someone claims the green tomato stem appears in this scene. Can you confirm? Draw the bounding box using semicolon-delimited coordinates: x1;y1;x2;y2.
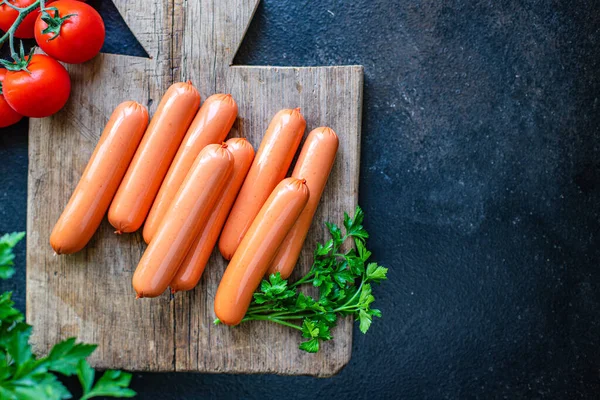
0;0;42;60
8;31;15;61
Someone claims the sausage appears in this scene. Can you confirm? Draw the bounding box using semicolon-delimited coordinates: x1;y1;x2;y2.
218;108;306;260
108;82;201;233
170;138;255;293
50;101;149;254
132;143;233;298
143;94;238;243
267;127;339;279
214;177;309;325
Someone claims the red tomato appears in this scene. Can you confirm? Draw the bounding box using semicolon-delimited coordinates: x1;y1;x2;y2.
0;70;23;128
0;0;56;39
35;0;104;64
3;54;71;118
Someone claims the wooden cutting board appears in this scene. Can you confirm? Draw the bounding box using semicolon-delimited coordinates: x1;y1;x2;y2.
26;0;362;376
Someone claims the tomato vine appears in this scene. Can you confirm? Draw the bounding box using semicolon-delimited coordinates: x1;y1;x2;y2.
0;0;47;61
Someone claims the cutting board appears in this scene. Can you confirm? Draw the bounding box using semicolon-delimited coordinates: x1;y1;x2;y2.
26;0;362;376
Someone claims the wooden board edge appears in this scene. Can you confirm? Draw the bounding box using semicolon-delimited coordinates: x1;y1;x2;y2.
25;145;35;324
228;0;262;66
230;65;365;72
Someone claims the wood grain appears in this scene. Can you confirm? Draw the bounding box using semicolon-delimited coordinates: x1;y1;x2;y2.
27;0;363;376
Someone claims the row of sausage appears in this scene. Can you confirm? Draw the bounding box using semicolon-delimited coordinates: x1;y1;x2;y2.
50;81;338;325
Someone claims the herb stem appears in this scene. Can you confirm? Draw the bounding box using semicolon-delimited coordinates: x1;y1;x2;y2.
242;315;302;330
245;304;273;313
290;269;315;288
247;311;313;320
334;281;364;313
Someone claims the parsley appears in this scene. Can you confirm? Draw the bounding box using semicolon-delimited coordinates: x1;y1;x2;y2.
0;233;25;280
0;232;136;399
215;206;388;353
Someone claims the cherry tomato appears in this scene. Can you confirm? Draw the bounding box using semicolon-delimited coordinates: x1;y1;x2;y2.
3;54;71;118
0;70;23;128
35;0;104;64
0;0;56;39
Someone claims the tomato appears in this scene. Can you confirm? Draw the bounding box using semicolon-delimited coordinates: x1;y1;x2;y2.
3;54;71;118
34;0;104;64
0;70;23;128
0;0;56;39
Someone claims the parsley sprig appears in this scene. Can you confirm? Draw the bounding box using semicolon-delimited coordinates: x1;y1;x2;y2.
215;206;388;353
0;232;25;280
0;232;136;399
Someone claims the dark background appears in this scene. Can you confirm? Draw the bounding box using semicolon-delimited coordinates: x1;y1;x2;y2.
1;0;600;398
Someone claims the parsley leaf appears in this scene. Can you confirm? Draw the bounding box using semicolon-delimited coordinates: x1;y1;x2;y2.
344;207;368;240
358;310;372;334
359;283;375;308
301;319;319;339
355;238;372;262
242;206;387;353
80;368;136;400
44;337;97;376
77;359;95;394
325;222;343;246
0;232;25;280
0;292;23;326
346;250;365;276
366;263;388;283
4;322;33;367
8;373;71;400
253;273;295;305
299;319;332;353
314;239;333;257
299;338;319;353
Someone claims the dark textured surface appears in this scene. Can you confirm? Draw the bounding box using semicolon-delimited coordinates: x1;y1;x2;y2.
1;0;600;398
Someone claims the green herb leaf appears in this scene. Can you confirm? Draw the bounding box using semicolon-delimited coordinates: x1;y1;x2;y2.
315;320;333;341
299;338;319;353
253;273;296;306
359;284;375;308
344;207;368;240
44;337;97;376
369;308;382;318
315;239;333;257
0;292;23;326
355;238;372;261
358;309;372;334
9;373;71;400
0;232;25;280
301;319;318;339
77;359;95;394
80;369;136;399
325;222;343;246
365;263;388;283
346;251;365;276
4;323;33;366
295;293;321;312
332;268;355;288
